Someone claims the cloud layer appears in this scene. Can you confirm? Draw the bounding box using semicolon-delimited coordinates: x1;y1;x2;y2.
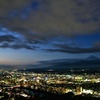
44;43;100;54
0;0;100;53
0;0;100;36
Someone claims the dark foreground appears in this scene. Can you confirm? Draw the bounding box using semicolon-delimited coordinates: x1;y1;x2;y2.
0;92;99;100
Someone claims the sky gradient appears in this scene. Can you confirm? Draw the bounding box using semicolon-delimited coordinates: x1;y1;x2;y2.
0;0;100;65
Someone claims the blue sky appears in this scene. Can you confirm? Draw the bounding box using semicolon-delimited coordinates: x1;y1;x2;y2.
0;0;100;65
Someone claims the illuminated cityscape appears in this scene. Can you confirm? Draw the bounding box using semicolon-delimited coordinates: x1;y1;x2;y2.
0;68;100;99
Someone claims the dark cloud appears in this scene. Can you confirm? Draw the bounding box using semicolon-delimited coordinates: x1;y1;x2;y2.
44;48;100;54
94;42;100;48
0;0;100;53
11;44;35;50
0;0;100;38
0;43;35;50
0;33;38;50
44;44;100;54
0;35;16;42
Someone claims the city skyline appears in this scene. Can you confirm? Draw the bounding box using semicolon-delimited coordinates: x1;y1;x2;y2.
0;0;100;65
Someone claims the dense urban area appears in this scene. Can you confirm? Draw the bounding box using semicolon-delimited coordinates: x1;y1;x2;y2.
0;69;100;100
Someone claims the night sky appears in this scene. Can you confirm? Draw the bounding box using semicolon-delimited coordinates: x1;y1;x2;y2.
0;0;100;65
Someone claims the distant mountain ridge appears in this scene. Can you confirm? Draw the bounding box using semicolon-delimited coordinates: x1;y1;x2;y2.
24;55;100;70
21;55;100;73
0;55;100;70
